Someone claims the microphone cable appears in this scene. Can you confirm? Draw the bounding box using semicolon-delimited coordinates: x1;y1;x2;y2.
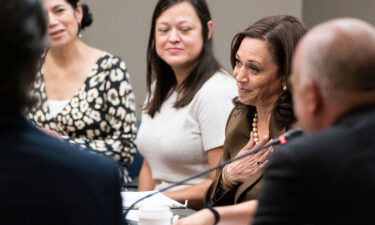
123;129;303;220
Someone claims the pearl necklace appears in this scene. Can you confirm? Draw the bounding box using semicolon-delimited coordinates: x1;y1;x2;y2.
252;112;259;143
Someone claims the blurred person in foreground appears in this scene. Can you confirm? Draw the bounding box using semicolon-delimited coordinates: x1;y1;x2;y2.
0;0;124;224
253;18;375;225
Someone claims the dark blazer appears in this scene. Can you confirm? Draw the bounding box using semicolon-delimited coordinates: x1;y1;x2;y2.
254;104;375;225
205;103;287;206
0;115;124;225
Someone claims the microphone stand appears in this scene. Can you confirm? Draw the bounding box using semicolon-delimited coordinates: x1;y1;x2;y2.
123;140;278;219
123;129;303;221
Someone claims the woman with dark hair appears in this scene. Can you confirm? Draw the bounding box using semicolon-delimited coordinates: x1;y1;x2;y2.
173;15;307;225
204;15;307;207
136;0;236;208
26;0;137;185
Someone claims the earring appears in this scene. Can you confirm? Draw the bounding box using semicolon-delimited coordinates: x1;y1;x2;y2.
283;85;288;91
77;23;82;38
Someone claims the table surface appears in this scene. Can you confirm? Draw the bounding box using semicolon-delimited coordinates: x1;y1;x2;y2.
125;208;196;225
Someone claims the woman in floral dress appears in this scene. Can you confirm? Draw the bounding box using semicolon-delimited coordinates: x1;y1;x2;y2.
27;0;137;185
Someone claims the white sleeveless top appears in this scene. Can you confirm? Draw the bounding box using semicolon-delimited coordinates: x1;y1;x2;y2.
47;99;69;117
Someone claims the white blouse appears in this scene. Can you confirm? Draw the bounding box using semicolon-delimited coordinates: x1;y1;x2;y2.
47;99;69;117
137;71;237;190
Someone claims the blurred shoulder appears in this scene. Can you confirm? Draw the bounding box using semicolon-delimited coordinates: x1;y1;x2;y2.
25;124;119;179
271;127;347;166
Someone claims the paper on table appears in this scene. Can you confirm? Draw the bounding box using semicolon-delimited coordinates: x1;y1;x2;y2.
125;210;139;223
121;191;184;209
122;191;184;222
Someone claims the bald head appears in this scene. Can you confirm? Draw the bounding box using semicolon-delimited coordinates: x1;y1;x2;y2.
295;18;375;94
291;18;375;133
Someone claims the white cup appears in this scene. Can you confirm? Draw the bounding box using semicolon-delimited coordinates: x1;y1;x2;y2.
138;205;173;225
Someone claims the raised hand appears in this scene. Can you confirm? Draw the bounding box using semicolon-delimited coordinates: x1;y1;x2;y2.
221;132;273;188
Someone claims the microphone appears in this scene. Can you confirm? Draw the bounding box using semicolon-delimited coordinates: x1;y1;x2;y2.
123;129;303;221
216;129;303;165
269;128;303;145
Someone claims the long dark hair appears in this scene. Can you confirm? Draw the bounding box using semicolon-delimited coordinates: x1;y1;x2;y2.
145;0;221;117
65;0;93;30
0;0;46;122
231;15;307;128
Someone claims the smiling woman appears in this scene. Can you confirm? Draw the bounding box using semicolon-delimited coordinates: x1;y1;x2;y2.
171;15;307;225
234;38;283;109
26;0;138;187
45;0;84;47
154;1;207;79
136;0;237;209
205;15;307;207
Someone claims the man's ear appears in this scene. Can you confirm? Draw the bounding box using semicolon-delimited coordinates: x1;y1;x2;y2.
306;80;324;116
207;20;213;40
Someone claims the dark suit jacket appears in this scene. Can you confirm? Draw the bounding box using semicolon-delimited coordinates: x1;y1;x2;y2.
254;104;375;225
205;103;287;206
0;115;124;225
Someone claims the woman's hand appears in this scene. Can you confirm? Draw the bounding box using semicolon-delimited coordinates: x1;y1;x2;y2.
223;133;273;185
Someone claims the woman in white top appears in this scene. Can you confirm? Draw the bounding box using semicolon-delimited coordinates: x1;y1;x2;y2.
27;0;137;186
136;0;236;209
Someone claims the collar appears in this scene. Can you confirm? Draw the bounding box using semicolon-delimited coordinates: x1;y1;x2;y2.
334;103;375;126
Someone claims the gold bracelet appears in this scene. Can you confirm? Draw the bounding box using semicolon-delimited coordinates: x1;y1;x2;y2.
221;166;238;190
225;166;239;186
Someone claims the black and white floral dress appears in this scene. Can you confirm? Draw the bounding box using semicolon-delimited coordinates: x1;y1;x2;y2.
27;52;137;184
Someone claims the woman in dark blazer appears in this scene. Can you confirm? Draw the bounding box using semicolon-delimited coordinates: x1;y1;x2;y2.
205;15;307;207
174;14;307;225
